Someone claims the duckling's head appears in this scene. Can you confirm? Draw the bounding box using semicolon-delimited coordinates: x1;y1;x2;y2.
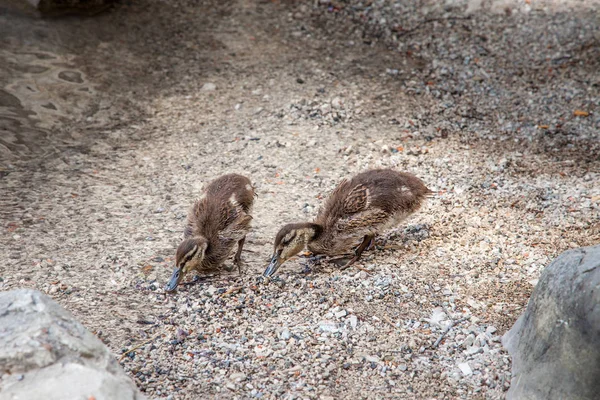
165;237;209;292
263;222;322;277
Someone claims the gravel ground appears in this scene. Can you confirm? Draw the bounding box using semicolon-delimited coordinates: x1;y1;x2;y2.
1;0;599;398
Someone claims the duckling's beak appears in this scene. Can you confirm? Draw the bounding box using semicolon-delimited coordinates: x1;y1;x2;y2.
165;267;183;292
263;253;282;277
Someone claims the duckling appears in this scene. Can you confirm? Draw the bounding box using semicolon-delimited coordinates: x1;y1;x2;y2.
263;168;432;277
166;173;256;291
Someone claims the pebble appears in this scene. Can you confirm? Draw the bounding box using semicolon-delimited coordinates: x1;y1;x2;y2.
465;346;482;355
462;334;476;348
331;97;343;109
319;321;339;333
201;82;217;91
365;355;380;363
458;363;473;376
348;315;358;329
230;372;247;382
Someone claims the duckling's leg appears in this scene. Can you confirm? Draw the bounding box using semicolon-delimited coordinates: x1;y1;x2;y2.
233;236;246;274
340;233;375;272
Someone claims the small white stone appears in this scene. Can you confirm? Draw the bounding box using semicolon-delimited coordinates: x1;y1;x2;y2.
365;355;379;363
462;334;476;348
230;372;246;382
465;346;482;355
331;97;343;109
319;321;338;333
207;285;218;295
201;82;217;91
348;315;358;329
458;362;473;376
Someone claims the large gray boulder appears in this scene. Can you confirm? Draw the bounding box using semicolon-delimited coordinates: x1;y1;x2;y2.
0;289;145;400
503;244;600;400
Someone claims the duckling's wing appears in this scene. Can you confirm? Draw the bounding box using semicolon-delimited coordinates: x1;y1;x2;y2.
336;208;389;232
343;184;369;214
218;198;252;242
328;183;386;232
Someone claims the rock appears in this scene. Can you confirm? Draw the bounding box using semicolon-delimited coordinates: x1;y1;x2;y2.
503;245;600;400
201;82;217;91
320;103;331;114
0;289;144;400
318;321;339;333
230;372;247;382
458;362;472;376
462;334;476;348
280;328;291;340
464;346;481;355
347;315;358;329
365;355;379;363
331;97;343;109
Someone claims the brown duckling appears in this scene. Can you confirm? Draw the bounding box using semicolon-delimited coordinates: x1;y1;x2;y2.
263;168;432;277
166;173;256;291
